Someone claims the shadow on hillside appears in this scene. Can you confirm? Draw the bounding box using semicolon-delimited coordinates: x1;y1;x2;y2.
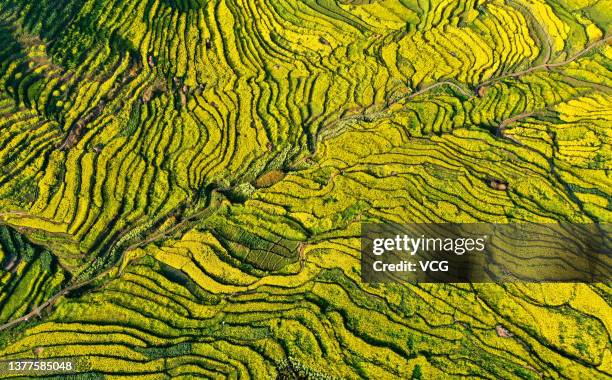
160;0;208;12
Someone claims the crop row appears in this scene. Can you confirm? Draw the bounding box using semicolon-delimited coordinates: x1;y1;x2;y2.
1;227;609;378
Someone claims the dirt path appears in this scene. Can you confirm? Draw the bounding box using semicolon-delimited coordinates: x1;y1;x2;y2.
0;278;94;332
477;35;612;88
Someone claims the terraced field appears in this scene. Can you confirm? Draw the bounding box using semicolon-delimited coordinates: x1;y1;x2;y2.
0;0;610;378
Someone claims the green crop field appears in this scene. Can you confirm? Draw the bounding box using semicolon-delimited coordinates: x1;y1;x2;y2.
0;0;610;378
